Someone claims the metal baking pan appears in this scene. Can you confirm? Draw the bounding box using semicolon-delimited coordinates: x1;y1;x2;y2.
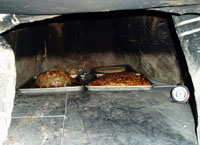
86;85;153;91
85;65;153;91
18;86;83;94
17;75;83;94
86;77;153;91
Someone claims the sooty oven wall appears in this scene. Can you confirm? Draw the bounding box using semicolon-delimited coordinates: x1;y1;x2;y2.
3;11;183;88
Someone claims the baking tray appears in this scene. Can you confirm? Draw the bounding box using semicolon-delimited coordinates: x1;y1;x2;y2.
86;85;152;91
86;65;153;91
17;75;83;94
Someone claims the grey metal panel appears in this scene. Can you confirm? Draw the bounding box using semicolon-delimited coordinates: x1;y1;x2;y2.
0;0;200;14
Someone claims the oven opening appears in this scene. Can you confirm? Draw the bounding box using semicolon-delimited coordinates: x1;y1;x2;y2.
1;10;198;145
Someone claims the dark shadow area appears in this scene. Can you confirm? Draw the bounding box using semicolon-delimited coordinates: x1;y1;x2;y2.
3;10;174;57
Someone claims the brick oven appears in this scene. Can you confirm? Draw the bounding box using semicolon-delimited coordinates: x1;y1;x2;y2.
0;1;200;145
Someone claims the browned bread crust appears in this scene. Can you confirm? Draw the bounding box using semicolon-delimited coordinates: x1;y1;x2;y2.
36;70;72;87
88;72;150;86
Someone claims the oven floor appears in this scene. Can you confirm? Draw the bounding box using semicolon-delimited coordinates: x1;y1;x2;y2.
3;88;197;145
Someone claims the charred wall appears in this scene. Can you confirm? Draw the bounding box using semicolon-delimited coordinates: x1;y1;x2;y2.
3;11;183;88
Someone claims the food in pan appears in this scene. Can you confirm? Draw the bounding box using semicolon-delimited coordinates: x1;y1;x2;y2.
88;72;150;86
66;67;79;75
95;66;126;73
69;68;79;75
36;70;72;87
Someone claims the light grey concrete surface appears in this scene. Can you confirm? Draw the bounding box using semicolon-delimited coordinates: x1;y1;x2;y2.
3;88;197;145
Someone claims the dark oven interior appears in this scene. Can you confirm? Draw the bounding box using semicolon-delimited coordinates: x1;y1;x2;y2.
3;10;187;88
1;10;198;145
